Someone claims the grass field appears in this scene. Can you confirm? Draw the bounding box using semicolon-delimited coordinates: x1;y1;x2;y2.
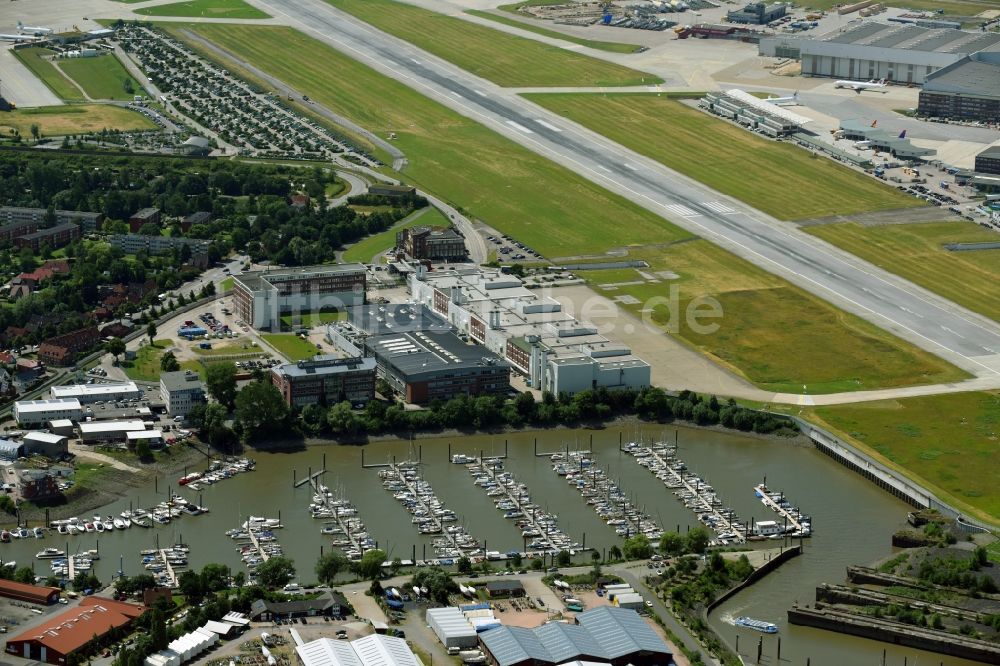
279;312;347;328
342;206;450;263
807;221;1000;324
526;93;922;220
220;277;234;292
810;391;1000;525
262;333;320;361
172;24;688;258
0;105;156;137
582;243;967;393
58;54;145;101
465;10;644;53
121;339;174;382
323;0;660;86
135;0;271;19
12;48;84;101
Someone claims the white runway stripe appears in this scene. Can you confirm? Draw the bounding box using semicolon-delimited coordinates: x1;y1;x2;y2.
664;203;699;217
702;201;736;214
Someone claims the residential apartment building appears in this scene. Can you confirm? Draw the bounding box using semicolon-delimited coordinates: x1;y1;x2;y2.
128;207;160;232
0;207;103;234
232;264;366;331
109;234;211;268
13;222;81;252
159;371;206;417
271;355;376;408
37;326;100;366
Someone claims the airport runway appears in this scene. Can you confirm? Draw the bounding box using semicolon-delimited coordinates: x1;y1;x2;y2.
230;0;1000;377
0;45;62;108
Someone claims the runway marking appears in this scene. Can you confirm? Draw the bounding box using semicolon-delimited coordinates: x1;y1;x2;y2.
702;201;736;214
410;58;421;64
535;119;562;132
624;164;639;171
506;120;534;134
597;165;612;173
450;91;462;99
941;325;965;339
663;203;700;217
474;90;487;97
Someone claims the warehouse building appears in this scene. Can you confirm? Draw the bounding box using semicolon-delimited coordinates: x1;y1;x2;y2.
759;22;1000;84
976;146;1000;175
701;89;811;137
0;439;22;461
479;606;673;666
79;420;147;443
159;371;206;417
233;264;366;331
296;635;419;666
5;597;146;665
917;49;1000;122
14;398;83;427
51;381;142;404
22;431;69;458
0;579;61;605
426;607;479;649
407;267;650;397
271;355;376;408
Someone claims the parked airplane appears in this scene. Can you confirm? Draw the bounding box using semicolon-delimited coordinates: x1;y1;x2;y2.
0;33;39;42
834;78;887;93
17;22;53;36
766;91;799;106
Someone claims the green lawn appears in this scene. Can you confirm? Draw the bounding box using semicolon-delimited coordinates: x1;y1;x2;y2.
279;312;347;328
262;333;320;361
811;391;1000;526
0;104;155;137
12;48;84;101
582;243;966;393
220;277;234;292
171;24;688;258
806;221;1000;324
323;0;660;87
135;0;271;19
342;206;449;263
465;10;644;54
58;54;145;101
121;339;174;382
525;93;922;221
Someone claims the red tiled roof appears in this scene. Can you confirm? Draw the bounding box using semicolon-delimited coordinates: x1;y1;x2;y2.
6;597;145;656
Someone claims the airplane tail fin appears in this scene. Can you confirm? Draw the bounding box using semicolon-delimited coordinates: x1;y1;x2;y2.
793;91;799;99
898;130;906;139
870;119;878;128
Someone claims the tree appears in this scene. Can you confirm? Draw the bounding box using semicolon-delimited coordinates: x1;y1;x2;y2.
178;570;204;602
412;567;458;605
623;534;653;560
685;527;711;554
659;531;686;557
390;556;403;576
456;556;473;575
146;322;157;344
316;552;350;585
234;381;288;437
135;439;153;462
327;401;360;435
354;549;386;581
106;337;126;362
13;566;34;584
205;362;238;408
160;351;180;372
149;608;167;652
256;556;295;589
200;563;231;592
556;550;571;567
30;124;39;142
608;545;623;562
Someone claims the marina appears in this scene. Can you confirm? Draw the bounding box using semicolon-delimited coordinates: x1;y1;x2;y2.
139;545;189;588
624;440;747;544
307;478;375;562
227;516;283;574
753;481;812;538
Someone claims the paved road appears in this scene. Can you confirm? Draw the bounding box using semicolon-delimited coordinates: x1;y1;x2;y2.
242;0;1000;382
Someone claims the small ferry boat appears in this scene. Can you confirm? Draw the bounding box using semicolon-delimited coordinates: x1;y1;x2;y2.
735;616;778;634
36;548;65;559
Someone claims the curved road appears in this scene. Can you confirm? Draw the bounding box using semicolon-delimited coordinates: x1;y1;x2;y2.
238;0;1000;382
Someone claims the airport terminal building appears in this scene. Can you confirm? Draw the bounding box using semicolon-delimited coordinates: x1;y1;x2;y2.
232;264;366;331
760;22;1000;84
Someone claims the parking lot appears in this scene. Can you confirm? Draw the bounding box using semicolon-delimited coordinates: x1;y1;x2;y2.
484;232;543;262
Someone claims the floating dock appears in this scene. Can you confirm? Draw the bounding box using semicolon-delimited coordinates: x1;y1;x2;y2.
753;482;812;537
308;479;374;561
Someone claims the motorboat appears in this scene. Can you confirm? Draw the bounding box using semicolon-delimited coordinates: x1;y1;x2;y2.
735;617;778;634
36;548;65;559
33;527;45;538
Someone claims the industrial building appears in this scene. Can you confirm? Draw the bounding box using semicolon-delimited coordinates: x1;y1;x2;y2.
406;267;651;397
159;371;206;417
296;635;420;666
701;89;811;137
14;398;83;427
79;420;147;443
976;146;1000;175
426;607;479;649
918;49;1000;121
727;2;786;25
759;22;1000;84
270;355;376;408
51;381;142;404
127;430;164;449
5;597;146;665
479;606;673;666
838;120;937;159
0;579;61;605
22;431;68;458
0;439;22;461
0;207;103;233
396;225;467;261
232;264;366;331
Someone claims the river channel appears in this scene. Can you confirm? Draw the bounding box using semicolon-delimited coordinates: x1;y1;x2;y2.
2;425;983;666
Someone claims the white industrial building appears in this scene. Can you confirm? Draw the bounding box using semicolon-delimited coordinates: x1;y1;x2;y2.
295;635;420;666
426;607;479;648
612;592;645;610
21;431;68;458
126;430;164;448
760;22;1000;84
14;398;83;427
79;420;147;443
51;381;141;404
407;267;650;396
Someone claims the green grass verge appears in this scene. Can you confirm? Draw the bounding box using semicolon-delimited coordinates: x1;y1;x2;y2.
323;0;660;86
342;206;449;263
12;48;84;101
0;104;155;136
279;312;347;328
58;54;145;101
220;276;234;292
582;243;968;393
525;93;922;221
801;0;996;17
499;0;567;10
810;391;1000;526
806;221;1000;324
169;24;688;258
261;333;320;361
134;0;271;19
121;339;174;382
465;10;644;54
